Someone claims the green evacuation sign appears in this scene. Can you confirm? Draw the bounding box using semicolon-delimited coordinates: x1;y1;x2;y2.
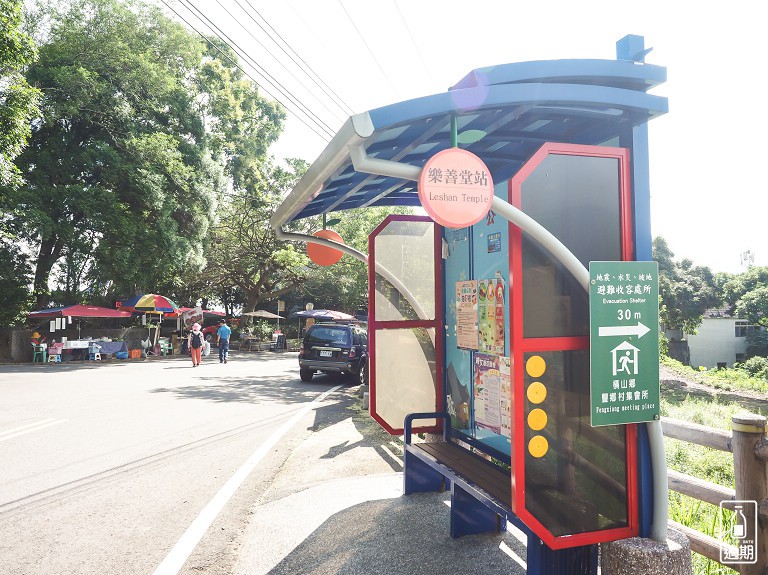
589;261;660;427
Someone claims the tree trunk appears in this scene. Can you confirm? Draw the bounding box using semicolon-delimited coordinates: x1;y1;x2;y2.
34;236;64;309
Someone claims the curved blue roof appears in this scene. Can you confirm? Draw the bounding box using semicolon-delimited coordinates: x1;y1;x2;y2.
272;41;667;227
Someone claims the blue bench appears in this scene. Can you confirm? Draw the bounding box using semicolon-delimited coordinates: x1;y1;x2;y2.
403;412;597;575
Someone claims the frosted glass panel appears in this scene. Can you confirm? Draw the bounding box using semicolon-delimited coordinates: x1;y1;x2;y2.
374;221;435;321
374;328;437;430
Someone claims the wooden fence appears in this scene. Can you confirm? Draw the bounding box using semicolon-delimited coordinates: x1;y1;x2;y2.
663;414;768;575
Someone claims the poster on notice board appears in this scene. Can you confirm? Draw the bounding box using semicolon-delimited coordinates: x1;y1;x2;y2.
478;278;505;355
474;353;501;434
456;280;478;350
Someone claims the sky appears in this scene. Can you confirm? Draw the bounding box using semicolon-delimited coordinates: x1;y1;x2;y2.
165;0;767;275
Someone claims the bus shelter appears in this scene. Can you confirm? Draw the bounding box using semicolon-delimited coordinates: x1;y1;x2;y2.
271;35;668;563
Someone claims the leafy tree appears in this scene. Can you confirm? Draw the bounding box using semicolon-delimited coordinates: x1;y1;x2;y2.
1;0;284;310
0;239;33;324
293;206;413;315
0;0;40;188
734;286;768;327
653;236;720;333
720;266;768;313
0;0;40;322
714;266;768;358
745;330;768;358
203;158;311;320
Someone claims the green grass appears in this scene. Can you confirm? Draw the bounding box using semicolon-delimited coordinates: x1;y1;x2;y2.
660;393;762;575
662;356;768;395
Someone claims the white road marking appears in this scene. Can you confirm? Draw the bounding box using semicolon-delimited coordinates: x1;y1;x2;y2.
0;418;69;443
151;384;343;575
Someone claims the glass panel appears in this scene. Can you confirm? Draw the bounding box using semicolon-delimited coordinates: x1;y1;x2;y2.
521;154;622;338
305;325;351;347
374;328;437;430
374;221;435;321
523;349;628;537
522;238;589;337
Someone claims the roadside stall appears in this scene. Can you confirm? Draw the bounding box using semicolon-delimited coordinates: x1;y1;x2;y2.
240;310;285;350
117;293;180;355
269;36;668;575
28;304;132;361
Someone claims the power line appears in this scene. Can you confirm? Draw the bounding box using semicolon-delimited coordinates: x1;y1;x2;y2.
392;0;436;86
178;0;336;138
335;0;401;100
234;0;356;117
157;0;334;142
209;0;347;125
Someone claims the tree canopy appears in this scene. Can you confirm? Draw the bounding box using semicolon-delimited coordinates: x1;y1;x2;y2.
0;0;41;324
1;0;284;310
653;236;720;334
202;158;312;319
0;0;40;188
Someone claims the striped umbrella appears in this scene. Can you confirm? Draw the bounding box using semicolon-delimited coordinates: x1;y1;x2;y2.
132;293;180;313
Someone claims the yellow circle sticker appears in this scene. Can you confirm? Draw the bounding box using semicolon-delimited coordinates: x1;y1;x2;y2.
528;435;549;458
527;408;548;431
526;355;546;378
527;381;547;404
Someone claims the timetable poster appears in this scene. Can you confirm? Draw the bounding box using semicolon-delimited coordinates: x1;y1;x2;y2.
474;353;501;434
456;280;478;350
499;356;512;438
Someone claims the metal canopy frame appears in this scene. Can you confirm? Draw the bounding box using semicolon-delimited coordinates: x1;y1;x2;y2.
270;51;667;230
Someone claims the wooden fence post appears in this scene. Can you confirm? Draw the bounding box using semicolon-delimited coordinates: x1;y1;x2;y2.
731;413;768;575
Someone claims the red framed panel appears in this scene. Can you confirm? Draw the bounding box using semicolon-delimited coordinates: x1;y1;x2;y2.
368;215;444;436
508;142;638;549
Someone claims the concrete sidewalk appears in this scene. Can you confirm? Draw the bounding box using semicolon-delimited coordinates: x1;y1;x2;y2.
233;390;528;575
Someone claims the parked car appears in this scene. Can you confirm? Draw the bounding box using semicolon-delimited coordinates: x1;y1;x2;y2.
298;323;368;384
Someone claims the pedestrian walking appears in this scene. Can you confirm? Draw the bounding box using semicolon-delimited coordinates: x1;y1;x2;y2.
188;323;204;367
217;319;232;364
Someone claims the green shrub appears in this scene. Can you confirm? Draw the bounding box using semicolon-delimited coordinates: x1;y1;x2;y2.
659;332;670;357
735;356;768;380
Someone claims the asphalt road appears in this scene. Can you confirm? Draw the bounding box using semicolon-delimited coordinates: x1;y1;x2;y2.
0;352;362;575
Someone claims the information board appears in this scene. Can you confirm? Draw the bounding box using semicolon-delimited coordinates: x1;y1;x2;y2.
589;261;660;426
455;280;478;350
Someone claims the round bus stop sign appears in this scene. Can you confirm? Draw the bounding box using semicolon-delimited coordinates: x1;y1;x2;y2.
418;148;494;228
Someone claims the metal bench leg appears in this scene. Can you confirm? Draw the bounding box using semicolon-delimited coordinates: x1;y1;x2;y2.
403;450;444;495
526;535;597;575
449;482;504;538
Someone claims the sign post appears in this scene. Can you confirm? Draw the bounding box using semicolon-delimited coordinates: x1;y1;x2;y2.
589;261;660;427
277;300;285;332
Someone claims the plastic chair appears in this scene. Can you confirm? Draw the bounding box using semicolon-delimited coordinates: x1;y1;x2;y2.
88;344;102;361
32;344;47;363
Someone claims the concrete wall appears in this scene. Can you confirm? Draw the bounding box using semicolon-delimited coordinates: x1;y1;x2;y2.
686;318;747;369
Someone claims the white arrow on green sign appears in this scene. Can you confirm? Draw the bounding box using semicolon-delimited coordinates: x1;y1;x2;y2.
598;322;651;338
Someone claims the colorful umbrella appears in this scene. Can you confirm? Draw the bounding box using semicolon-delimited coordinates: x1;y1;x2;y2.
116;294;145;311
132;293;180;313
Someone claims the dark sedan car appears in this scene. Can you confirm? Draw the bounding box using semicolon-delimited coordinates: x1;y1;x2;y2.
298;323;368;384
